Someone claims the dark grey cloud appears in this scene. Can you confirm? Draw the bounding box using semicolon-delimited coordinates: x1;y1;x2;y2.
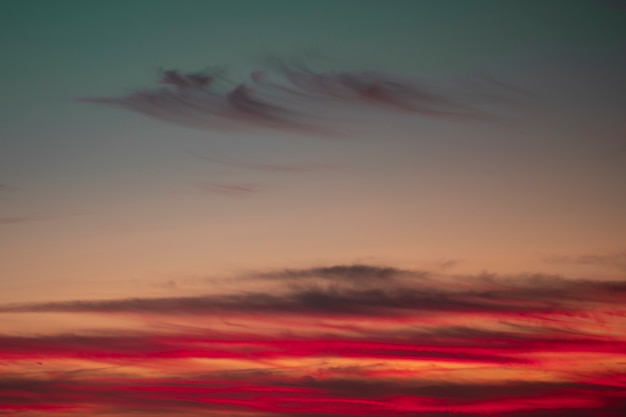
256;264;415;282
1;267;623;318
609;0;626;9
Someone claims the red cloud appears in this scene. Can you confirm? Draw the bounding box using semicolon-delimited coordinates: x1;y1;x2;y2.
1;265;625;416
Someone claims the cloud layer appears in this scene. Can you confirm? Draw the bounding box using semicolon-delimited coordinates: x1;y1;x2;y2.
1;264;625;417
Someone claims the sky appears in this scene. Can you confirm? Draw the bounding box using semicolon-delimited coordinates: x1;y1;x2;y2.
0;0;625;416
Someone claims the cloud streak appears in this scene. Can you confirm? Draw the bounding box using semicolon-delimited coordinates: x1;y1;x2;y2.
194;181;264;197
190;151;339;174
3;268;624;318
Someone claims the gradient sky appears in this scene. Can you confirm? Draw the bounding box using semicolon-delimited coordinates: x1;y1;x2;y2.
1;1;626;416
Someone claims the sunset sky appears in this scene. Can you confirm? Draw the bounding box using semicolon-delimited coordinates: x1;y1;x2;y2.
1;1;625;416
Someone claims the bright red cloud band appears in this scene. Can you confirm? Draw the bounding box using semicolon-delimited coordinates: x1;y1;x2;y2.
1;265;625;417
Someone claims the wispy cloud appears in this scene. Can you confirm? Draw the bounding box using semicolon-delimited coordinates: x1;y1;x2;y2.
189;151;339;174
544;252;626;272
0;215;34;225
194;181;264;197
0;212;85;226
76;56;510;136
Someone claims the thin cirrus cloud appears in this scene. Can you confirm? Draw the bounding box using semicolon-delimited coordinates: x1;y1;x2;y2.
0;215;34;225
189;151;340;174
544;252;626;272
76;57;503;136
194;181;264;197
0;183;13;201
1;264;625;416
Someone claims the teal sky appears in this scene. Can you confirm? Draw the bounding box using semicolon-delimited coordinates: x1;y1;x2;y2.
1;0;626;303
